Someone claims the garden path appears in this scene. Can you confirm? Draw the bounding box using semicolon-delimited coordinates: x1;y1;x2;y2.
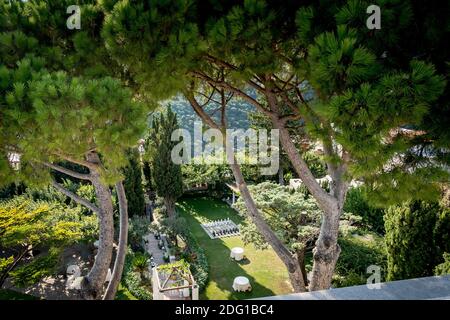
143;233;165;266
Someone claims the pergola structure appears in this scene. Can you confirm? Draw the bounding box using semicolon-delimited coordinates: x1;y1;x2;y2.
152;262;199;300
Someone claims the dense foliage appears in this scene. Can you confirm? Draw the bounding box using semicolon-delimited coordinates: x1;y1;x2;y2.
333;234;387;287
344;187;385;234
434;253;450;276
128;216;151;252
235;182;321;254
121;249;152;300
385;200;450;280
9;247;61;288
123;149;145;217
145;107;183;217
0;196;89;287
182;233;209;291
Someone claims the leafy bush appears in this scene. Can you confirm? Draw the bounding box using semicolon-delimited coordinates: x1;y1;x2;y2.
384;201;449;281
41;203;98;243
122;250;152;300
0;256;14;274
0;183;25;200
10;248;61;287
434;253;450;276
184;233;209;291
333;234;387;287
75;184;96;206
339;212;364;236
0;197;87;286
132;252;150;273
344;187;385;234
128;216;151;251
25;186;67;204
332;271;366;288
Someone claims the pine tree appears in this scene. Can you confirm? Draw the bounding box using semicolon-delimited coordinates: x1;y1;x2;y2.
0;1;147;299
123;149;145;217
101;0;448;291
145;107;183;218
234;182;322;285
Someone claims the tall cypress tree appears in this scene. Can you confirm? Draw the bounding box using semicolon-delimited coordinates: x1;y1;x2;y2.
385;201;450;280
123;149;145;217
145;107;183;218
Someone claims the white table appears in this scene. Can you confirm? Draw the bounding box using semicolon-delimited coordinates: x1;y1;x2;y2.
230;247;244;261
233;276;251;292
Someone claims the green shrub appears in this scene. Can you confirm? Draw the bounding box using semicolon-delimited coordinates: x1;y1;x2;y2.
25;186;67;204
128;216;151;251
0;183;25;200
344;187;385;234
10;248;61;287
333;234;387;287
122;250;152;300
434;253;450;276
384;201;449;281
132;252;150;273
332;271;366;288
184;234;209;291
303;152;327;178
75;184;96;206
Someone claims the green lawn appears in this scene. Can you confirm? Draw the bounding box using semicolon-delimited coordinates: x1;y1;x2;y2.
177;197;293;300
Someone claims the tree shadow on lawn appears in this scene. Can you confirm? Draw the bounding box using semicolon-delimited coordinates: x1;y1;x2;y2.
177;197;283;300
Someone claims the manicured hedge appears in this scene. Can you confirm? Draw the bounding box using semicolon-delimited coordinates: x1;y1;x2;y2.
184;233;209;291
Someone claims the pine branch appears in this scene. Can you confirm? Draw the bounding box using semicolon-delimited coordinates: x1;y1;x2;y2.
52;151;99;170
43;162;92;181
184;91;220;130
204;54;265;93
51;180;100;214
190;71;270;115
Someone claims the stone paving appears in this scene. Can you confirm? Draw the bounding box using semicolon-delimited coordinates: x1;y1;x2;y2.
143;233;165;266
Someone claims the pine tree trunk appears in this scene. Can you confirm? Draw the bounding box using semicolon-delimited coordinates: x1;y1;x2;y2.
228;159;307;292
273;119;348;291
81;153;114;299
103;181;128;300
185;91;307;292
308;205;342;290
